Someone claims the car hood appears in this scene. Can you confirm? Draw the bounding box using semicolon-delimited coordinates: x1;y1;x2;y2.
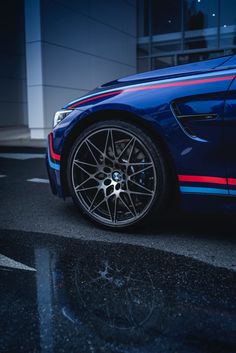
65;55;236;109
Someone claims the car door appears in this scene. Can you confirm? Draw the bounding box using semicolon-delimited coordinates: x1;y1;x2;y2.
224;76;236;195
172;74;233;189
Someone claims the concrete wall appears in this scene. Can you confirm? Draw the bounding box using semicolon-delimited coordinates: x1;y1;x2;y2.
0;0;28;127
25;0;137;139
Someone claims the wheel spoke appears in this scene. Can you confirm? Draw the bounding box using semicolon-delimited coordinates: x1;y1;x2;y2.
127;190;153;197
88;137;114;164
113;196;118;223
120;162;152;166
90;195;106;213
74;160;92;175
87;138;104;155
76;185;98;192
124;191;137;216
89;188;100;211
129;164;153;178
128;138;136;162
128;179;154;195
110;130;116;158
117;137;135;161
104;130;110;154
105;196;113;221
119;195;135;217
85;140;101;165
74;160;98;168
104;130;117;161
75;177;94;190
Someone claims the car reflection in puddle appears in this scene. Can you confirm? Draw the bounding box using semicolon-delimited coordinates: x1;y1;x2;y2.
0;231;236;353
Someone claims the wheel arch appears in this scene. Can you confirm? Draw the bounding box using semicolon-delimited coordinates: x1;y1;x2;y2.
60;109;179;201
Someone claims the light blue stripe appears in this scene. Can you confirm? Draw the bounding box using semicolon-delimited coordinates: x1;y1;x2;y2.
47;147;60;171
229;189;236;195
180;186;228;195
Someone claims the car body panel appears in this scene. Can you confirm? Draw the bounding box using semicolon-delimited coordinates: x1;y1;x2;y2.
224;76;236;196
47;55;236;214
65;55;235;99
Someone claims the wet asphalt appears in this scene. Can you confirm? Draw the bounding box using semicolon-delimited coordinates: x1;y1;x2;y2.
0;229;236;353
0;148;236;352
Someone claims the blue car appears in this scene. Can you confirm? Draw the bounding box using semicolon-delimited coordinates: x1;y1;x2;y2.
47;55;236;229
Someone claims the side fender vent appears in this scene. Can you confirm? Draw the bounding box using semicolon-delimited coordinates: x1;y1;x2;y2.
171;101;217;138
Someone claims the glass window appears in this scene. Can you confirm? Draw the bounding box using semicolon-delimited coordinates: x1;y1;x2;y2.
220;0;236;47
137;57;149;72
178;50;224;65
152;55;175;69
151;0;182;35
137;0;150;71
184;0;218;50
151;0;182;54
137;0;236;73
151;34;182;55
137;44;149;57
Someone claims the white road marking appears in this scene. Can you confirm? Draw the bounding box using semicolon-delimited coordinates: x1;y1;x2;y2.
0;153;45;160
0;174;7;178
27;178;49;184
0;254;36;272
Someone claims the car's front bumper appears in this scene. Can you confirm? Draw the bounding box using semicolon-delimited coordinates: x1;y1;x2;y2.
46;133;64;198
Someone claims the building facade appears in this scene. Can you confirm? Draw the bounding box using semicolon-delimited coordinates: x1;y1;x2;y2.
0;0;136;139
137;0;236;71
0;0;235;139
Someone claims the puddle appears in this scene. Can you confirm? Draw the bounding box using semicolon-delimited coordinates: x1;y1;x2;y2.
0;230;235;353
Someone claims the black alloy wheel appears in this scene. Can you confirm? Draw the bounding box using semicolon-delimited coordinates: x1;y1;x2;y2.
67;120;168;229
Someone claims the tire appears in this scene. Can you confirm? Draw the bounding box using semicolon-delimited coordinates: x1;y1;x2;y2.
67;119;169;230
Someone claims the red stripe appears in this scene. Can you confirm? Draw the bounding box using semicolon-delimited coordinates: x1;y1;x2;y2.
125;75;234;92
69;91;122;108
178;175;227;185
49;133;61;161
228;178;236;185
69;75;234;108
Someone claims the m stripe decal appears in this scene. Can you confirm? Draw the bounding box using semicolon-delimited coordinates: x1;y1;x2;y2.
48;147;60;171
228;178;236;185
49;133;61;161
68;75;234;108
178;174;236;196
178;175;227;185
180;186;228;195
124;75;234;92
70;91;122;108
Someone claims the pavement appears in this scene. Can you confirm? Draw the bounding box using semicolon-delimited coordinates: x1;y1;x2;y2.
0;126;46;147
0;147;236;271
0;147;236;352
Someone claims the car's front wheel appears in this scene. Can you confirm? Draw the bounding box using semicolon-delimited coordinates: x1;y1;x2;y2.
67;120;169;230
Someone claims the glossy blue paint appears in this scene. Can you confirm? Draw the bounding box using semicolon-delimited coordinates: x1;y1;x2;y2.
47;55;236;214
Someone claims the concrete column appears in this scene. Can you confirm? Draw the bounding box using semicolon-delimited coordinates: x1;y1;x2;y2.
0;0;27;127
24;0;48;139
24;0;137;140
